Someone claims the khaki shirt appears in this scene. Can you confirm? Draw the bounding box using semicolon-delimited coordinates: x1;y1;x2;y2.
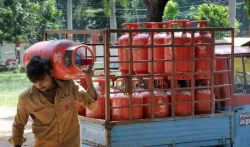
8;79;97;147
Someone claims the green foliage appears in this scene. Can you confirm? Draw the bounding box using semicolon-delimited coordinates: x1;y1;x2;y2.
0;71;30;107
0;0;64;44
103;0;129;16
120;0;139;23
72;0;109;30
74;8;103;23
196;3;229;27
244;0;250;19
73;7;105;29
163;0;180;20
104;0;110;16
185;3;240;34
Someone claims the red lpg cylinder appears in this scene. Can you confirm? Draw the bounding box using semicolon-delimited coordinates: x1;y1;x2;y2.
192;20;212;79
111;93;143;121
132;22;151;74
142;91;170;118
195;89;214;114
116;78;139;90
93;73;116;94
86;96;105;119
23;39;95;80
164;20;191;79
85;73;116;119
148;22;168;74
215;59;231;107
174;90;192;116
118;23;138;75
75;102;86;116
142;77;165;89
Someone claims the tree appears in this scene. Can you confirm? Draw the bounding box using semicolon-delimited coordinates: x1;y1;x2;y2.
163;0;180;21
103;0;128;42
143;0;169;22
0;0;64;44
236;0;249;36
184;3;240;36
244;0;250;19
74;7;105;29
185;3;240;27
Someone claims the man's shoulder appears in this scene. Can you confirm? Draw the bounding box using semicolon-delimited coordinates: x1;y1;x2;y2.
19;86;32;100
54;78;72;86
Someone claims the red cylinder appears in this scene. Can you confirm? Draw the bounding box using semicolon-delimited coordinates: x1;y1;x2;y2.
142;91;170;118
111;93;143;121
132;22;151;74
23;39;95;80
93;73;116;95
174;90;192;116
115;78;139;90
195;89;214;114
86;96;105;119
164;20;191;79
142;77;165;89
215;58;231;107
192;20;212;79
148;22;168;74
118;23;138;75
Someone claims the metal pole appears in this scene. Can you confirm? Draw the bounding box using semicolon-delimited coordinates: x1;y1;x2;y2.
104;30;111;147
67;0;73;30
229;0;236;29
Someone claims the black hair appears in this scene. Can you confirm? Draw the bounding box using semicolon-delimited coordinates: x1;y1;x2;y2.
26;56;52;83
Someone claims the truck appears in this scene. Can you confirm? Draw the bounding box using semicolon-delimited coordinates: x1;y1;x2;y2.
43;21;250;147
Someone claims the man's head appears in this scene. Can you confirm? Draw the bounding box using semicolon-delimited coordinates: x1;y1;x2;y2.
26;56;55;92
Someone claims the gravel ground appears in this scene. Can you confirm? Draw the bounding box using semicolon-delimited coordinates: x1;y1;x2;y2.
0;106;34;147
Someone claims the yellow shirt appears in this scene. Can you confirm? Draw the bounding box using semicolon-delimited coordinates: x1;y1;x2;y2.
8;79;98;147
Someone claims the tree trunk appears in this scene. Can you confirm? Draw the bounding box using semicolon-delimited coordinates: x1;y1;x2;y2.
110;0;117;43
144;0;169;22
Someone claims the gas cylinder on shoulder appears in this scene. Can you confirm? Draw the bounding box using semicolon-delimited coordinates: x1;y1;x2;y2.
23;39;95;80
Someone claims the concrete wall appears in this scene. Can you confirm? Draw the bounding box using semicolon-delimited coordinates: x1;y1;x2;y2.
0;43;16;60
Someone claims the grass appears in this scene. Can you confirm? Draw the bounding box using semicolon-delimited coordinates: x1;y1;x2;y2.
0;62;118;107
0;71;31;107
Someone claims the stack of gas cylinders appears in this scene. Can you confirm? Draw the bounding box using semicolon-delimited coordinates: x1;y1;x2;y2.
79;20;215;120
84;74;171;120
115;20;214;119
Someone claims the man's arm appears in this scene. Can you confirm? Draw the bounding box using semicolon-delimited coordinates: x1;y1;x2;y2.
71;79;98;110
82;65;97;101
8;95;29;146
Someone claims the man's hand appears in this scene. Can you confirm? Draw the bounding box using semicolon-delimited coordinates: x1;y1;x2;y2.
82;65;97;100
82;65;94;78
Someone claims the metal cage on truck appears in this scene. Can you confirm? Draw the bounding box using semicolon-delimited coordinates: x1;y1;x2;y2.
43;26;250;147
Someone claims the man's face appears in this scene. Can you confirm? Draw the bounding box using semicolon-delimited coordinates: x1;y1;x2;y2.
32;74;54;92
